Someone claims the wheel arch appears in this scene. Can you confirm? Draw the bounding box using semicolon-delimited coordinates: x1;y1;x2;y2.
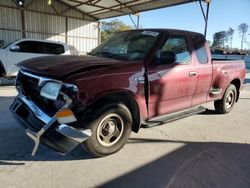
87;91;141;133
0;60;6;77
230;78;241;102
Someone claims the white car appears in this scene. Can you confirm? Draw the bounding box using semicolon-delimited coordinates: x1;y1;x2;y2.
0;39;78;78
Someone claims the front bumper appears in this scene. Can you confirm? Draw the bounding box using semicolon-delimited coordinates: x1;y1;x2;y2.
10;94;91;155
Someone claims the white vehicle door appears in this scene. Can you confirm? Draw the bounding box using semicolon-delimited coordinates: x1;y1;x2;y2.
6;41;46;76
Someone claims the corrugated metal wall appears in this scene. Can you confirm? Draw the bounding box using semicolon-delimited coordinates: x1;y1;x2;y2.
0;0;99;54
0;6;22;45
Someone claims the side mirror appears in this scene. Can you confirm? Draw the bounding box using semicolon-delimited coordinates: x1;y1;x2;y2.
10;45;20;52
159;51;176;64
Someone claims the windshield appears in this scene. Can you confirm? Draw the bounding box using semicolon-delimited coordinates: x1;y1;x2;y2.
90;30;160;61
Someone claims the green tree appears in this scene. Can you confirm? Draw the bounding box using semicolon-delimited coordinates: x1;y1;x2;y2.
207;40;212;47
238;23;248;53
212;31;227;49
227;27;234;50
101;19;133;42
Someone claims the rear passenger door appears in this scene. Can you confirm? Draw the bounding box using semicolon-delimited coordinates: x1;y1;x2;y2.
192;36;212;106
147;34;198;118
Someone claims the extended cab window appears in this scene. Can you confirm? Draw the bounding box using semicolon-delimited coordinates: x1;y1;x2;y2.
44;42;65;54
14;41;44;53
161;36;191;64
194;36;208;64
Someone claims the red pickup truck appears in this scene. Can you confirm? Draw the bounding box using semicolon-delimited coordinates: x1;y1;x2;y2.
10;29;246;157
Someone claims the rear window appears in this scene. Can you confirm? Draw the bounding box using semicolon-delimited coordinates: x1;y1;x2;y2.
194;36;208;64
44;43;65;54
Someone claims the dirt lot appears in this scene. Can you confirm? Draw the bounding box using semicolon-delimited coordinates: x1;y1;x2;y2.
0;77;250;188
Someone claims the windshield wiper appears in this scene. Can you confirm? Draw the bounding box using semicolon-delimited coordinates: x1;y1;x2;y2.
90;51;126;60
94;51;118;57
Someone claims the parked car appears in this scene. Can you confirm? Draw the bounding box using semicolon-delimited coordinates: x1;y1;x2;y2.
0;39;78;79
10;29;246;157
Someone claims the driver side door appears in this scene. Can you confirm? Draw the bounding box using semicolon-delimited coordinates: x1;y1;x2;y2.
147;34;198;118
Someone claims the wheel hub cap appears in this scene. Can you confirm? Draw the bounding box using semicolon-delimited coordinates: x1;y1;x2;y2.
225;91;235;109
97;114;124;147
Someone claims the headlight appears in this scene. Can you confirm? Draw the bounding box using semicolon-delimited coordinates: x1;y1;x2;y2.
40;82;62;100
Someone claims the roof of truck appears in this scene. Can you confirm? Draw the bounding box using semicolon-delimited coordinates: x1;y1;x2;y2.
119;28;205;38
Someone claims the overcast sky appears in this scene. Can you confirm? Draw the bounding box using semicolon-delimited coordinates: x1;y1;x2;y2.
102;0;250;49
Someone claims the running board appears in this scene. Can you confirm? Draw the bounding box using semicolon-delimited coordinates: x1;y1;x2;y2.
209;87;222;96
141;106;206;128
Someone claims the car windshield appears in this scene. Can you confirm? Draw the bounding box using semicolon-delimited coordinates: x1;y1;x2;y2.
89;30;160;61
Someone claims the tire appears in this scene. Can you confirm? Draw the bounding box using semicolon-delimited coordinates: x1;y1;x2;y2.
214;84;237;114
82;103;132;157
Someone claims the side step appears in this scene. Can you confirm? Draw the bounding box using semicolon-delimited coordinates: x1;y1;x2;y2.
141;106;206;128
209;87;222;96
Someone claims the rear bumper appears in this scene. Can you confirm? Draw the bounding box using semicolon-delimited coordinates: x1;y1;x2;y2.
10;94;91;155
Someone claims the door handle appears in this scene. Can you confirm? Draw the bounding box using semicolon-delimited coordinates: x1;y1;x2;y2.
189;71;197;77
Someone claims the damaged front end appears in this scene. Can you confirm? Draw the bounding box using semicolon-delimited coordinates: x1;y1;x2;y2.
10;70;91;156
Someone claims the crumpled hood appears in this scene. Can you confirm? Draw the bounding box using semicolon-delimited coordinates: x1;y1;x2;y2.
18;55;123;79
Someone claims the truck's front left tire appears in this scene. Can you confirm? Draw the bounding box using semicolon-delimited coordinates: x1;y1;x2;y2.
82;103;132;157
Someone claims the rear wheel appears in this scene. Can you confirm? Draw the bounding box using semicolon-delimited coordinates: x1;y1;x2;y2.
82;103;132;157
214;84;237;114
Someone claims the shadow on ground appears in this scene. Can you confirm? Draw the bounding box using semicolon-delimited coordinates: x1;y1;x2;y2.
100;139;250;188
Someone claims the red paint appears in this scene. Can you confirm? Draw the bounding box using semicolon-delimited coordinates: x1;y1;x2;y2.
18;29;246;121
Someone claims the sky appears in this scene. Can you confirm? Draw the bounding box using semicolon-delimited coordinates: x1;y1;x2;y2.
102;0;250;49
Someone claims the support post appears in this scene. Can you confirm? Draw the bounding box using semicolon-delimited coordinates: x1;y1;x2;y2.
21;8;26;38
65;17;68;43
198;0;211;38
97;21;101;44
136;14;140;29
204;2;210;38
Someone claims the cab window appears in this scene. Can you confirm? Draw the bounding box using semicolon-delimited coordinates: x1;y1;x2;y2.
160;35;191;64
194;36;208;64
14;41;44;53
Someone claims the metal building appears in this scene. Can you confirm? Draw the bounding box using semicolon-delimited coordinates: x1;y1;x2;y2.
0;0;209;54
0;0;100;54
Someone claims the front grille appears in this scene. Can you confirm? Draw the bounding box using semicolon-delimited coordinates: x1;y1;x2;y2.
17;71;65;116
18;71;41;96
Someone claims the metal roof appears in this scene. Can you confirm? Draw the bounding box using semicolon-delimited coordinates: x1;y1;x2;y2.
59;0;207;20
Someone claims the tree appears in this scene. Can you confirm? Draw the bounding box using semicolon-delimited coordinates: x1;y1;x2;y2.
227;27;234;50
207;40;212;47
238;23;248;53
212;31;227;49
101;19;133;42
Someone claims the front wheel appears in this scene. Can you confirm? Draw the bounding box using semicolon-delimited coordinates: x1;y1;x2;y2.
82;103;132;157
214;84;237;114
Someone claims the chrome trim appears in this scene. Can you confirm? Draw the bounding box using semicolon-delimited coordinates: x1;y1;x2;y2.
19;69;78;92
56;124;91;143
19;94;50;124
209;88;223;95
134;76;145;84
20;69;62;86
17;93;91;156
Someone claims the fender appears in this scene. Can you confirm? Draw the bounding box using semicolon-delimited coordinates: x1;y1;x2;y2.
84;89;145;133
